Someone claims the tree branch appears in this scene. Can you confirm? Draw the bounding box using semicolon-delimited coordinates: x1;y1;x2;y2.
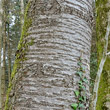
106;52;110;55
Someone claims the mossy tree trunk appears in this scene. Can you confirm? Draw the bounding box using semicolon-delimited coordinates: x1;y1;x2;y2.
5;0;94;110
96;0;110;110
7;0;11;85
7;19;11;84
0;0;3;109
1;0;7;108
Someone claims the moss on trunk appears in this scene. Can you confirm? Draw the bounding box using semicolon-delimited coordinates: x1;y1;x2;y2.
4;2;32;110
96;0;110;109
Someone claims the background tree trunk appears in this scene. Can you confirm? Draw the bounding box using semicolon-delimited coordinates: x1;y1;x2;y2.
2;0;6;108
5;0;94;110
7;21;11;84
0;0;3;109
21;0;24;29
6;0;11;85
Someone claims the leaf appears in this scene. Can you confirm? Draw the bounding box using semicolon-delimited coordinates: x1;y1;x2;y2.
79;97;84;102
79;81;83;85
81;66;85;71
76;71;82;77
79;57;82;61
83;78;88;84
79;85;86;90
78;62;81;65
71;103;78;110
83;96;86;102
74;91;79;97
78;103;85;108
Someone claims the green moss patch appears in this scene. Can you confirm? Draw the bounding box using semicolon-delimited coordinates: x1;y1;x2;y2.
96;68;108;110
96;0;110;109
4;2;32;110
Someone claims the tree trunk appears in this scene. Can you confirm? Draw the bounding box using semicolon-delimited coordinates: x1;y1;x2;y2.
0;0;3;109
6;0;11;84
2;0;6;108
5;0;94;110
21;0;24;29
96;0;110;110
7;22;11;83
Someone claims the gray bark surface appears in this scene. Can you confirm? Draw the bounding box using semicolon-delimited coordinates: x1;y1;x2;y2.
9;0;93;110
21;0;24;29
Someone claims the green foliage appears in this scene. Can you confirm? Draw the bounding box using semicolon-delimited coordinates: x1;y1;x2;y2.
76;71;82;77
96;0;108;62
71;57;88;110
74;91;79;97
83;77;88;84
95;0;110;109
18;3;32;50
71;103;78;110
78;103;85;108
11;1;32;80
90;52;97;93
96;70;108;110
